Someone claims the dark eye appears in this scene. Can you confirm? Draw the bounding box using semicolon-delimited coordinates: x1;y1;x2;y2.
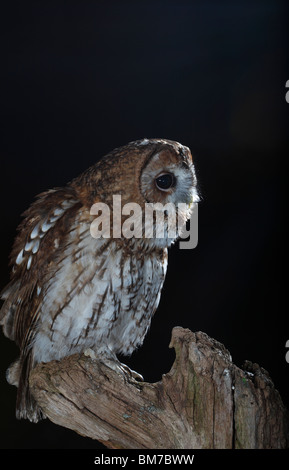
155;173;175;191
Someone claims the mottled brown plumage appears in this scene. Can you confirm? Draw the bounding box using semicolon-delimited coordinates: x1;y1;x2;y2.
0;138;198;422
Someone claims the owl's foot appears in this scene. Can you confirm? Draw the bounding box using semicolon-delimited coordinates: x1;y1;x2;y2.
119;361;144;382
84;348;143;382
103;357;144;383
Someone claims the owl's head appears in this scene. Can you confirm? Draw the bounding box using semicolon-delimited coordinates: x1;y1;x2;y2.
74;138;199;247
136;138;199;247
137;138;199;207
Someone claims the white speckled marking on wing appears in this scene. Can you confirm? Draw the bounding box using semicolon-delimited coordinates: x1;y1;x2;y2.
15;199;77;271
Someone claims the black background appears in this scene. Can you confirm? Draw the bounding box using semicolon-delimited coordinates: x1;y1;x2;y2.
0;0;288;449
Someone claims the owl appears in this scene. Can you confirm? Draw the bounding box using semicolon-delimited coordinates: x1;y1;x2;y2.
0;138;199;422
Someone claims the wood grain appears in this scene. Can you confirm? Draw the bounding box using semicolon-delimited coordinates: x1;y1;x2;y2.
29;327;289;449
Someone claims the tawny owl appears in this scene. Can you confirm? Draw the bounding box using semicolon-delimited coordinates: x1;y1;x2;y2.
0;138;199;422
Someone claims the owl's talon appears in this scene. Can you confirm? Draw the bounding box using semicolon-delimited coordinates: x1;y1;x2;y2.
98;355;143;382
119;362;144;382
84;349;143;381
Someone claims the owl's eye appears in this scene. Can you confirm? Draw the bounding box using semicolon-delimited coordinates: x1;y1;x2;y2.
155;173;175;191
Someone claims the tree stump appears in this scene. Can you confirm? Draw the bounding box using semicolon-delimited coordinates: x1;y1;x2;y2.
29;327;289;449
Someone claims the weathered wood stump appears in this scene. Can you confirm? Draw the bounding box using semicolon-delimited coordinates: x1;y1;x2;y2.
29;327;289;449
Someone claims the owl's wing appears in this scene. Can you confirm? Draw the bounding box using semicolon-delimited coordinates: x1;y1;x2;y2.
0;186;83;421
0;187;81;350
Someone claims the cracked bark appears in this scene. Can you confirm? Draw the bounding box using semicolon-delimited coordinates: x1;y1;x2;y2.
29;327;289;449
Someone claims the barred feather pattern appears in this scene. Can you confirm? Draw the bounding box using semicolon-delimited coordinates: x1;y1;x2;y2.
0;138;198;422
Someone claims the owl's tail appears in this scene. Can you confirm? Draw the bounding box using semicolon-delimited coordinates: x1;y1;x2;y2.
6;351;44;423
1;282;44;422
0;280;20;340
